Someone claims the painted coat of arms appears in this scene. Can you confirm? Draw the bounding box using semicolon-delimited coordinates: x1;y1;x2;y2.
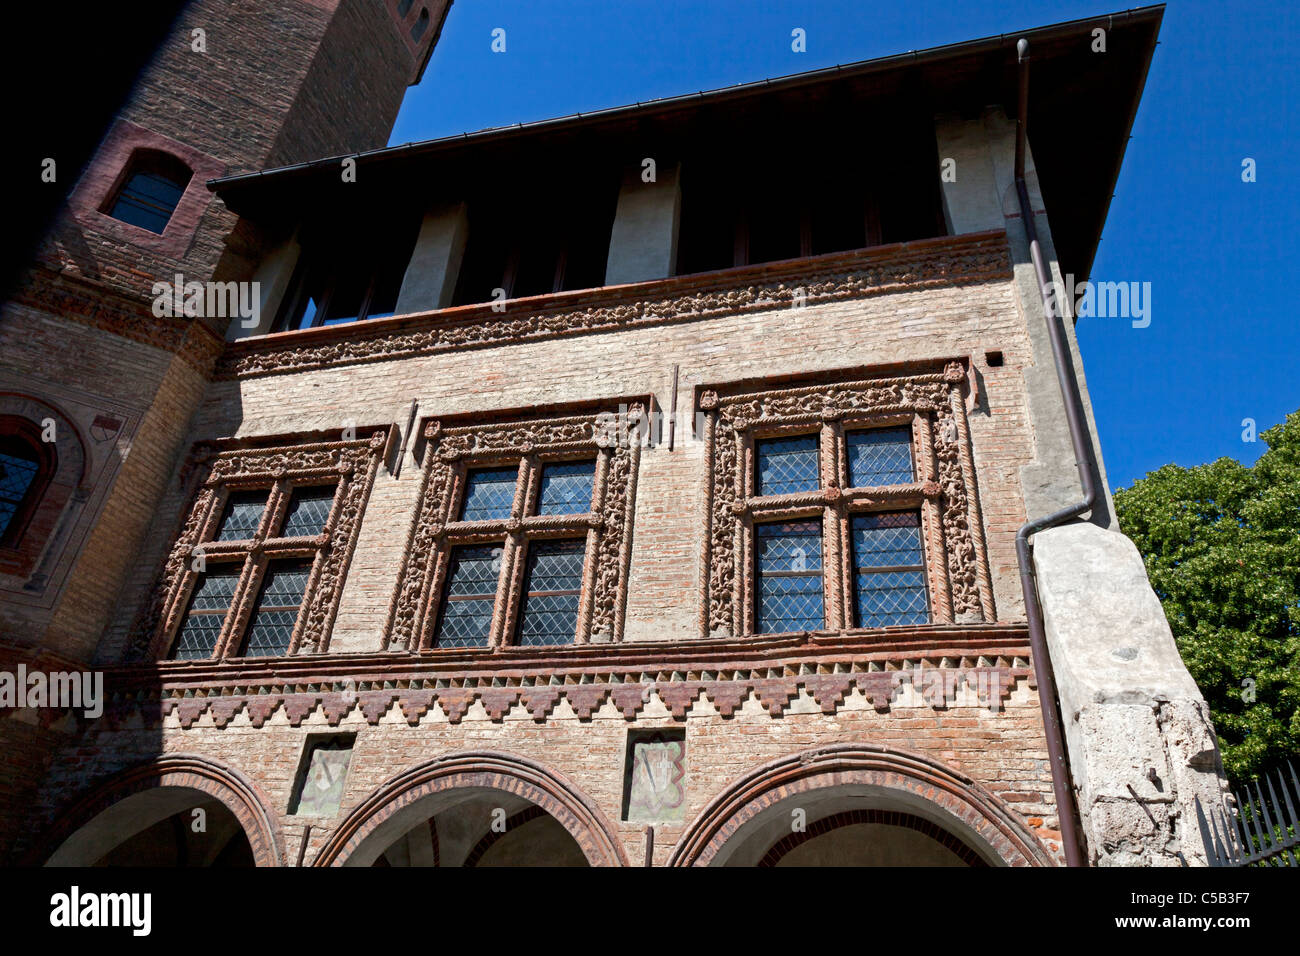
626;734;686;822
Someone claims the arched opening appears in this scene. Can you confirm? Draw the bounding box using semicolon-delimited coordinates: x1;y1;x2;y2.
763;815;978;867
672;744;1055;867
46;788;257;867
103;148;192;234
0;418;54;548
316;751;627;867
715;790;994;867
368;791;589;867
35;755;285;867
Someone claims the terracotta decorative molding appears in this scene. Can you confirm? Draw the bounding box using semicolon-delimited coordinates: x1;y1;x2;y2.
82;625;1034;732
217;231;1012;380
700;359;997;638
127;428;392;661
385;401;647;650
129;664;1034;730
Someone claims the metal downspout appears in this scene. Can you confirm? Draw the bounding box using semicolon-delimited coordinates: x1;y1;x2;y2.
1012;36;1097;868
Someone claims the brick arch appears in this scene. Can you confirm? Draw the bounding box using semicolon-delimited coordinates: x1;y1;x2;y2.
669;743;1056;867
32;753;285;867
315;750;629;867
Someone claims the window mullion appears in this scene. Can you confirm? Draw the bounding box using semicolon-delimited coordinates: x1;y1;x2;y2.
820;421;844;631
493;533;524;647
265;479;292;539
216;553;266;659
492;456;534;647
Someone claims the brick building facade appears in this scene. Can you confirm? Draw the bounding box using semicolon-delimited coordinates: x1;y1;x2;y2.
1;2;1228;866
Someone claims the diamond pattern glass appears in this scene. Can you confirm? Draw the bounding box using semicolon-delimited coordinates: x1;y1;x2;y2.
435;545;501;648
537;460;596;515
0;449;40;540
241;560;311;657
516;539;585;646
171;565;241;660
755;435;819;496
851;512;929;627
459;467;518;522
281;485;335;538
755;520;823;633
216;490;268;542
847;427;914;487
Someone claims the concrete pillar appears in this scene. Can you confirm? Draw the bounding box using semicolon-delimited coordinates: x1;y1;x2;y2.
933;113;1004;234
227;232;301;340
604;161;681;286
1034;524;1228;866
395;201;469;315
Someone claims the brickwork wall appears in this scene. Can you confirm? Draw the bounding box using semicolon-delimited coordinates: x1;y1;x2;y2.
100;270;1035;657
25;676;1059;866
267;0;424;167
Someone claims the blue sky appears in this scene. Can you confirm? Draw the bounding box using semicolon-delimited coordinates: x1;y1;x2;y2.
391;0;1299;490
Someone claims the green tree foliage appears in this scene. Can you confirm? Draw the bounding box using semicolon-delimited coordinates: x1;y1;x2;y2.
1114;411;1300;782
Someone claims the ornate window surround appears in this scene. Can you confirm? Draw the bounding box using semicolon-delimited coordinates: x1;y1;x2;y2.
130;426;394;661
386;398;651;650
698;359;995;638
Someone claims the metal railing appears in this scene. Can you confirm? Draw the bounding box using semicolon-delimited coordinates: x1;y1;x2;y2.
1196;762;1300;866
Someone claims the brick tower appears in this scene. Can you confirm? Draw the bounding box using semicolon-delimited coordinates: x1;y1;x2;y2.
0;0;451;860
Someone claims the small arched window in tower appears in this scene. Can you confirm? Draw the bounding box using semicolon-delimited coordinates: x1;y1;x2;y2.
105;150;193;234
396;0;414;16
0;423;55;548
411;7;430;41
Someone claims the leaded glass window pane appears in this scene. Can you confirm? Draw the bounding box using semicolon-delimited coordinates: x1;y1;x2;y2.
435;545;501;649
516;539;585;646
0;448;40;540
171;565;242;660
240;560;311;657
537;460;596;515
281;485;335;538
216;490;268;542
851;511;929;627
755;435;819;496
459;467;517;522
755;520;823;633
847;427;914;487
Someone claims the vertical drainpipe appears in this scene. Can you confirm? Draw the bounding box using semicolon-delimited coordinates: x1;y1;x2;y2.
1012;36;1096;868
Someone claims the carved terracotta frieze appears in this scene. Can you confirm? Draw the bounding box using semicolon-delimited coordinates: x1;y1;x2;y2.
699;360;996;638
385;402;647;650
128;428;391;661
217;231;1012;380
